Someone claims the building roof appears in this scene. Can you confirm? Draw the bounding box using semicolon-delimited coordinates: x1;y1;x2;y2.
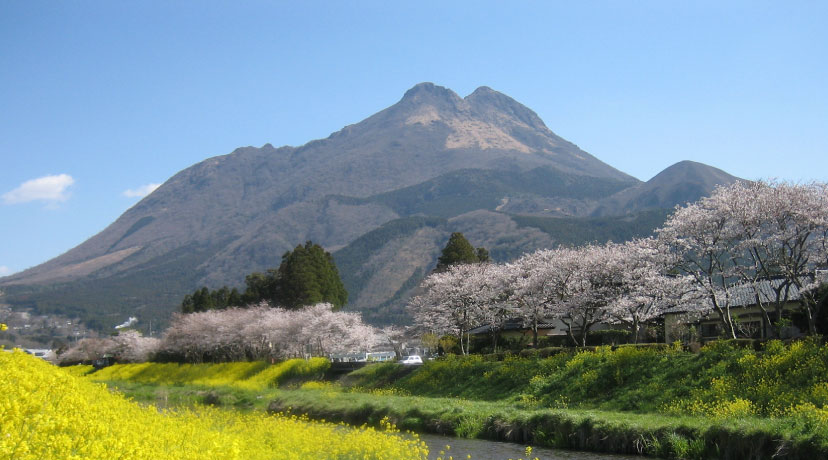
664;278;805;314
468;317;559;335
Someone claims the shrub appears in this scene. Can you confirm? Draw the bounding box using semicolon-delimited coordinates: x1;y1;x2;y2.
586;329;631;346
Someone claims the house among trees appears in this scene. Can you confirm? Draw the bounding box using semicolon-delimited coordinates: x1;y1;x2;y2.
468;317;615;345
663;278;809;343
468;318;559;340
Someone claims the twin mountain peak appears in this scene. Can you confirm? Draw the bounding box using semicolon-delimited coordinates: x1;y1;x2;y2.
1;83;739;328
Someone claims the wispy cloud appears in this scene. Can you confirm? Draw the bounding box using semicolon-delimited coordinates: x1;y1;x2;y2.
2;174;75;205
0;266;13;277
123;183;161;198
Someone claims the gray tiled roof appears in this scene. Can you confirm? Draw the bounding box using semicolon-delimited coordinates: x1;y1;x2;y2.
664;278;804;314
728;278;802;307
469;317;558;335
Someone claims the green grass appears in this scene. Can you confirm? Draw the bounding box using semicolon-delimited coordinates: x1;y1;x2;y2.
265;387;828;459
347;340;828;418
85;339;828;458
101;380;274;411
101;378;828;459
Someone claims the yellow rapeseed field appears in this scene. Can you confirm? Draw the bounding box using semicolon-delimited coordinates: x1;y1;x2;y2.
88;357;331;390
0;350;428;460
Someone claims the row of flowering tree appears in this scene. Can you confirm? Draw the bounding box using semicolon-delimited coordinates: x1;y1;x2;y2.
410;180;828;349
60;303;385;364
409;238;694;350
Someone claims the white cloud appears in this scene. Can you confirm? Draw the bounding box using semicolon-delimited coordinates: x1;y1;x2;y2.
2;174;75;205
0;266;12;277
123;183;161;198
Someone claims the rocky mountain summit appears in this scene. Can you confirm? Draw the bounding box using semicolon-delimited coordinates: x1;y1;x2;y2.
0;83;740;328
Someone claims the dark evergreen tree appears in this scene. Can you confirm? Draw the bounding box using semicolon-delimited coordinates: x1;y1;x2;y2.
241;270;280;305
182;241;347;313
213;286;230;307
476;247;490;263
276;241;348;310
435;232;482;272
181;293;195;313
195;287;214;311
181;285;244;313
227;287;243;307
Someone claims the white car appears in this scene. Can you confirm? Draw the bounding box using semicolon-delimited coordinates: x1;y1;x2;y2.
400;355;423;365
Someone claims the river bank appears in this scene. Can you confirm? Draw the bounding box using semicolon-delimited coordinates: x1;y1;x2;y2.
85;339;828;459
99;380;822;459
265;386;820;459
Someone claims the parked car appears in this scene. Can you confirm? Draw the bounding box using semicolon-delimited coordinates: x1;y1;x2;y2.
400;355;423;365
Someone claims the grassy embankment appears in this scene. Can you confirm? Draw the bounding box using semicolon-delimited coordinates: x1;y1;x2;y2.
0;351;428;460
83;339;828;459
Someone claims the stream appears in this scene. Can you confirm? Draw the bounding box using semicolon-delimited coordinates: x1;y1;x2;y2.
420;433;642;460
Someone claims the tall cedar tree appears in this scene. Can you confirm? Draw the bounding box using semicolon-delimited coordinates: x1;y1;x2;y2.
276;241;348;310
182;241;346;313
181;286;242;313
435;232;488;272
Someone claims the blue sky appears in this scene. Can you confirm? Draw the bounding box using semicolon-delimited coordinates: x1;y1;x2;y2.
1;1;827;276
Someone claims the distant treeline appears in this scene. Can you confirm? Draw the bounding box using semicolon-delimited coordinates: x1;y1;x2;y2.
181;241;347;313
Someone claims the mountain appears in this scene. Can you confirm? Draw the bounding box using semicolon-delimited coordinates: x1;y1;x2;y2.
0;83;739;330
590;161;742;216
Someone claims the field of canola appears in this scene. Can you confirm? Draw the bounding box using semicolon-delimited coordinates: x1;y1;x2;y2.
87;356;332;390
0;350;429;460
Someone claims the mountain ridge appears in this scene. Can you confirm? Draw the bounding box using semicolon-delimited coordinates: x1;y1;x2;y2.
590;160;741;216
0;83;740;329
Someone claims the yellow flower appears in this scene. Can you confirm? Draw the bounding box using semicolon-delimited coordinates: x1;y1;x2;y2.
0;350;428;460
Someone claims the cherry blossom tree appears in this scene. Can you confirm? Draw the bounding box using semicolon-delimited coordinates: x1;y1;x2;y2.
302;304;380;357
409;263;507;355
58;337;113;365
657;186;749;339
380;326;408;360
735;181;828;334
157;303;380;362
469;263;512;352
505;247;577;348
58;331;160;365
109;330;161;362
658;180;828;338
556;243;628;347
610;238;699;343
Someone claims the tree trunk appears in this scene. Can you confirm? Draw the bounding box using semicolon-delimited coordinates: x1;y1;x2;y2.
802;298;817;336
460;309;468;355
753;292;774;339
578;314;592;347
565;320;578;347
712;294;737;339
579;325;588;348
723;309;737;339
631;317;640;344
532;317;539;349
